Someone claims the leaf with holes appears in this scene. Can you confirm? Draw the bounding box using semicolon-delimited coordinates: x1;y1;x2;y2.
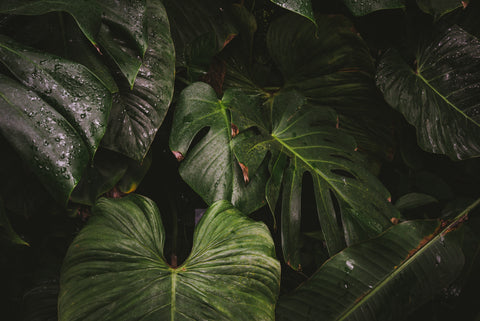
0;36;111;203
232;90;397;270
101;0;175;161
377;25;480;160
169;82;268;214
59;195;280;321
275;198;480;320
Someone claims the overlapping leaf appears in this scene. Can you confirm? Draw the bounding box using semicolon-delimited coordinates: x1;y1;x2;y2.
269;0;316;25
276;197;480;320
232;90;397;269
169;82;268;214
59;195;280;321
0;37;111;203
101;0;175;161
377;25;480;160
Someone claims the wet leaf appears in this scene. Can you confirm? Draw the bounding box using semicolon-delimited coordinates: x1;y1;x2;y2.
342;0;406;16
59;195;280;321
377;26;480;160
269;0;316;25
276;198;480;320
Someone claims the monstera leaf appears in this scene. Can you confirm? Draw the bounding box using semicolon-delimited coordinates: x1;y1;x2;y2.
0;37;111;203
169;82;269;214
377;25;480;160
276;198;480;320
101;0;175;161
59;195;281;321
232;90;397;269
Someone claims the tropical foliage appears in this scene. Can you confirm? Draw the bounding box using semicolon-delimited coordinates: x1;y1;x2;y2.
1;0;480;320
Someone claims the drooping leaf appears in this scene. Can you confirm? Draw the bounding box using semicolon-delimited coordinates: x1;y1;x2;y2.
269;0;316;25
232;90;397;269
0;37;112;203
101;0;175;161
169;82;268;214
276;198;480;320
342;0;406;16
377;25;480;160
59;195;281;321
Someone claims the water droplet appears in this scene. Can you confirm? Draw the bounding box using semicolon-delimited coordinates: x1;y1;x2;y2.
43;141;49;146
346;259;355;270
62;174;70;179
80;113;86;119
436;254;442;265
55;137;61;142
344;282;349;289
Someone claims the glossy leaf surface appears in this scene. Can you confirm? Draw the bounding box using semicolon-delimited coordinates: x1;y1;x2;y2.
169;82;268;214
59;195;280;321
0;37;112;202
233;90;397;269
269;0;316;25
101;0;175;161
342;0;405;16
377;26;480;160
275;197;480;320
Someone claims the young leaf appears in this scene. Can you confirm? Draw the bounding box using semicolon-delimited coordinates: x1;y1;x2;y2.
59;195;281;321
101;0;175;161
377;25;480;160
169;82;268;214
276;198;480;320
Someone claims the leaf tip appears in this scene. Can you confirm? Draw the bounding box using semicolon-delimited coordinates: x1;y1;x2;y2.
172;151;184;162
462;1;468;9
390;217;399;225
231;123;239;138
239;162;249;183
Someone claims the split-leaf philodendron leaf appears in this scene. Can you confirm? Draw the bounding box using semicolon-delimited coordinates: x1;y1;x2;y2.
232;90;398;269
59;195;281;321
101;0;175;161
0;36;111;203
377;25;480;160
276;197;480;320
169;82;269;214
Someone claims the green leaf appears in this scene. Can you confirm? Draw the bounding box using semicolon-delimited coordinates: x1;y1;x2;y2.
233;90;397;269
342;0;406;16
0;37;112;202
377;26;480;160
101;0;175;161
395;193;438;212
266;13;394;159
0;0;102;44
269;0;316;25
59;195;280;321
276;198;480;320
169;82;269;214
417;0;467;17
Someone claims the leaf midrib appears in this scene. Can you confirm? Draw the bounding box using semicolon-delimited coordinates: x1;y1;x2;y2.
336;197;480;320
416;70;480;128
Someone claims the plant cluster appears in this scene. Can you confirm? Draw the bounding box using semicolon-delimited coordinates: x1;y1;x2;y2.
0;0;480;320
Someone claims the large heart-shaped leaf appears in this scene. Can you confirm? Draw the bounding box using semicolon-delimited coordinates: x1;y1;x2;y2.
0;37;111;203
377;25;480;160
59;195;281;321
101;0;175;161
169;82;268;214
232;90;397;269
275;198;480;320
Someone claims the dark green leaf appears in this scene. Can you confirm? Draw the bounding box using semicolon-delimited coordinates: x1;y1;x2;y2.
395;193;438;212
342;0;406;16
169;82;268;214
0;198;28;246
417;0;466;16
276;198;480;320
233;90;397;268
59;195;280;321
269;0;316;25
101;0;175;161
0;35;111;155
377;26;480;160
0;0;102;44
